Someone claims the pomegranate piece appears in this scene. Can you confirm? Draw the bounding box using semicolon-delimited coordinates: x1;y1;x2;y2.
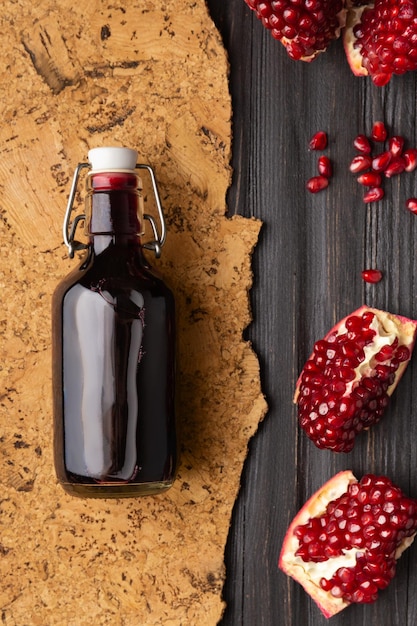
406;198;417;215
294;306;417;452
363;187;384;203
279;471;417;618
361;268;383;283
309;131;328;151
344;0;417;86
244;0;417;86
317;155;332;177
306;175;329;193
243;0;346;61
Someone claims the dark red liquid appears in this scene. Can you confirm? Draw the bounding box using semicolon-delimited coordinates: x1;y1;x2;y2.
52;172;177;497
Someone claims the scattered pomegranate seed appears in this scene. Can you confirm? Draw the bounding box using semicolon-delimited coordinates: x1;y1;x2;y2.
350;125;417;206
350;155;372;173
317;155;332;177
389;136;405;157
371;151;392;172
308;126;417;211
384;157;406;178
361;269;383;283
403;148;417;172
353;134;371;154
371;121;388;142
357;172;382;187
306;175;329;193
363;187;384;203
309;131;327;151
406;198;417;214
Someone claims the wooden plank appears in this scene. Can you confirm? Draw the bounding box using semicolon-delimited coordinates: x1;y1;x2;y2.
208;1;417;624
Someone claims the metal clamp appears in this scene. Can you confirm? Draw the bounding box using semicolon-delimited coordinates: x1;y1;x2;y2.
63;161;167;259
63;162;89;258
137;164;166;259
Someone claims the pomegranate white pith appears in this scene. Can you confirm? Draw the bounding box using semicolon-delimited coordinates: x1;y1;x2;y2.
343;4;370;78
279;471;417;618
294;306;417;452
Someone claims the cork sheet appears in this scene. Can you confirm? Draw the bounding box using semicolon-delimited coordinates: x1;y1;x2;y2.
0;2;267;624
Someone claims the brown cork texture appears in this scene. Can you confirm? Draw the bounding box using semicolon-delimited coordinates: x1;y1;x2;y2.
0;2;267;624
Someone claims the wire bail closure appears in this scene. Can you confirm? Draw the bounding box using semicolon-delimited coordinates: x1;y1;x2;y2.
63;162;167;259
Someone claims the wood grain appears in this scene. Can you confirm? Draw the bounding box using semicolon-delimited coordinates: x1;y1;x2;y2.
208;1;417;625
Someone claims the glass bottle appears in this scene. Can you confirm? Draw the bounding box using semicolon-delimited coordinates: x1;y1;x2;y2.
52;147;177;497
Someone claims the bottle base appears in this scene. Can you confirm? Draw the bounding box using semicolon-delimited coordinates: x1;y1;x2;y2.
59;480;175;498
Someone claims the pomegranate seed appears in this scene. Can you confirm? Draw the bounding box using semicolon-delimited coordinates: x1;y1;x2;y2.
396;346;410;362
361;269;383;284
384;157;406;178
403;148;417;172
257;2;272;17
353;134;371;154
375;344;395;362
309;131;327;151
357;172;382;187
363;187;384;203
317;155;332;177
350;155;372;173
406;198;417;214
306;175;329;193
389;136;405;157
371;151;392;172
371;121;388;142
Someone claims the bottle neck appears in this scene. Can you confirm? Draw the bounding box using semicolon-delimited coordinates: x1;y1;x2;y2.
85;171;144;254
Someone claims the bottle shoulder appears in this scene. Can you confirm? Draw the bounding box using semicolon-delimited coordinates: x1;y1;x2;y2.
53;251;174;302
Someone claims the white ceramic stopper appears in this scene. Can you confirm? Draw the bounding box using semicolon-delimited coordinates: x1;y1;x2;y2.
88;147;138;172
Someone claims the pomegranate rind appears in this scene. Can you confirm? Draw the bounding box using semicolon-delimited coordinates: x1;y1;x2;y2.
294;305;417;404
279;471;357;618
343;4;370;78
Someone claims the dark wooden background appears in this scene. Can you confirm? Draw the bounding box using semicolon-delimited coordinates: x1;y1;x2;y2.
206;1;417;625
